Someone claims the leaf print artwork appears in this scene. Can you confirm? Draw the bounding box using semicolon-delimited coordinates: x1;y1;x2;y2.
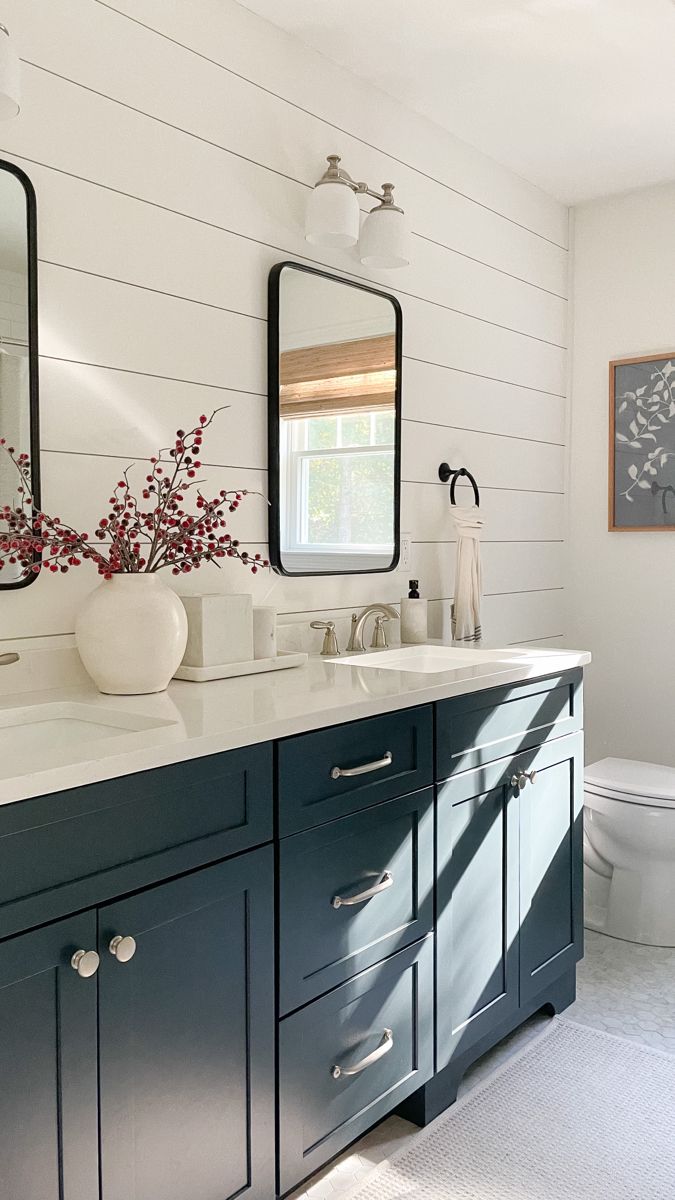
610;354;675;530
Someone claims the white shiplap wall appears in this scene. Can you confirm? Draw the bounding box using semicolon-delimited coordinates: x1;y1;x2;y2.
0;0;569;651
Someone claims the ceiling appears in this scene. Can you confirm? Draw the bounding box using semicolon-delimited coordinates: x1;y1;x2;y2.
239;0;675;205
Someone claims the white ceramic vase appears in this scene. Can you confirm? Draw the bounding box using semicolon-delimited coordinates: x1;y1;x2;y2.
75;573;188;695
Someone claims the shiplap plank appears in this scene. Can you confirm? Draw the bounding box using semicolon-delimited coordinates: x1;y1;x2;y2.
96;0;569;247
403;295;565;396
39;358;267;469
401;359;565;446
428;590;565;645
38;265;266;393
402;483;564;543
402;421;565;493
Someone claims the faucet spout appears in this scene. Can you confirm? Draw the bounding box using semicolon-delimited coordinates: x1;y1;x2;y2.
347;604;399;653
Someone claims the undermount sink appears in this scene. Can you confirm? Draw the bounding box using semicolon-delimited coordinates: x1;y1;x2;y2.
0;701;177;757
332;644;527;674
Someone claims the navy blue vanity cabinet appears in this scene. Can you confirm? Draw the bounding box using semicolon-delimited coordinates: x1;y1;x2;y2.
518;732;584;1005
435;759;520;1075
98;845;276;1200
0;912;99;1200
279;787;434;1012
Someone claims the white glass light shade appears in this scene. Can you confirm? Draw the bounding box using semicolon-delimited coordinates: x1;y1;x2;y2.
0;27;20;120
359;206;410;269
305;181;360;248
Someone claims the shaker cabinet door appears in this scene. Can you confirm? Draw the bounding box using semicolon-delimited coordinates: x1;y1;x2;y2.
435;768;519;1071
519;733;584;1004
98;847;275;1200
0;912;99;1200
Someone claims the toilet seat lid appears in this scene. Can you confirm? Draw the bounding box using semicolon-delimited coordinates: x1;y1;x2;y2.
585;757;675;809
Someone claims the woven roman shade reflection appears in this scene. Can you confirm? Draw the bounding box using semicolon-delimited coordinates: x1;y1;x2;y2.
279;333;396;419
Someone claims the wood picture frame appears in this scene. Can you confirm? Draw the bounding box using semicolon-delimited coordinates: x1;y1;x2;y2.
609;351;675;531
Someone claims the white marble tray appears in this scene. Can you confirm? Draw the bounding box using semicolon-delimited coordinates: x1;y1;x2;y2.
173;651;308;682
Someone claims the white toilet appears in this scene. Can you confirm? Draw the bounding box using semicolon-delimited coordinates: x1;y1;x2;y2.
584;758;675;947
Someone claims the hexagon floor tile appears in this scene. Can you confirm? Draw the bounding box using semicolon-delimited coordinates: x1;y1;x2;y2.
288;930;675;1200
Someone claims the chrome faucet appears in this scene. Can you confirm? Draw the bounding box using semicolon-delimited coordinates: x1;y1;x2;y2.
346;604;399;653
0;652;19;667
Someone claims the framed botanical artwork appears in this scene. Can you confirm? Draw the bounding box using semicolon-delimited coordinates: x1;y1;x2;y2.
609;352;675;531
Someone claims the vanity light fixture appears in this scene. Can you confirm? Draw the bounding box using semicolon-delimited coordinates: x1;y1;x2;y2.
0;23;20;119
305;155;410;269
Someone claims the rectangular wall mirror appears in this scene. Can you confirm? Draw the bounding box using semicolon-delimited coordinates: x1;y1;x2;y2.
268;262;401;575
0;160;40;588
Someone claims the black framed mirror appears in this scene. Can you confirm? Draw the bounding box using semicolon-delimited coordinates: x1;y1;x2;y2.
268;262;401;576
0;159;40;588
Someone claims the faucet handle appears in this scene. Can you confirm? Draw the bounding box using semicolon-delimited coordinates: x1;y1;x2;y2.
310;620;340;656
370;614;392;649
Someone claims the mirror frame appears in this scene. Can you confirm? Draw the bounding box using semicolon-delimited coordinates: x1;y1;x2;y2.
0;159;41;589
267;261;402;577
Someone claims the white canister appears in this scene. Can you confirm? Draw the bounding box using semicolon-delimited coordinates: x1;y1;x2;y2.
75;573;188;695
400;597;428;644
253;606;277;659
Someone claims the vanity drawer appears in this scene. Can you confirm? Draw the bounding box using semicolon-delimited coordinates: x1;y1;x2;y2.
278;936;433;1195
436;670;583;779
279;788;433;1013
278;705;433;835
0;744;273;939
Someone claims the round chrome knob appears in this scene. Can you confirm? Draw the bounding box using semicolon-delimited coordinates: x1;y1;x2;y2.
523;769;538;786
71;949;100;978
511;773;526;791
109;935;137;963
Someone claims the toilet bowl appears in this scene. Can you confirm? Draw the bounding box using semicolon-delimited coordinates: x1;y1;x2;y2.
584;757;675;947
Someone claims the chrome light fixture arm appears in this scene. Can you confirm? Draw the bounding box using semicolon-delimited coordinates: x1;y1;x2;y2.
315;156;403;212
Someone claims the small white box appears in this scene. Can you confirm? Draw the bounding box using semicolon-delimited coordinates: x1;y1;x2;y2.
181;593;253;667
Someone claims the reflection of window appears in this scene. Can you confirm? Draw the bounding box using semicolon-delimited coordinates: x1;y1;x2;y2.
281;410;395;568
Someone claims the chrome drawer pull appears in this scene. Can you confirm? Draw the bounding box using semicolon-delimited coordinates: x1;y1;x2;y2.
331;1028;393;1079
331;751;393;780
331;871;393;909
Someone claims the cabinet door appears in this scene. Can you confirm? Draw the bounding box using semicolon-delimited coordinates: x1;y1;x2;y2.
0;913;99;1200
98;847;275;1200
519;733;584;1005
436;768;519;1072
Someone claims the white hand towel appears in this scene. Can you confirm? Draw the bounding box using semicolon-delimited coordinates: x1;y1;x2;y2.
451;505;484;645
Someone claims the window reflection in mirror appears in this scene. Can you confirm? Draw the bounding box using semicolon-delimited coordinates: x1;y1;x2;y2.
269;263;401;575
0;161;39;588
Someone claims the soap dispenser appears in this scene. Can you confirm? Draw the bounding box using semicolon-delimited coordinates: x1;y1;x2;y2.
400;579;428;644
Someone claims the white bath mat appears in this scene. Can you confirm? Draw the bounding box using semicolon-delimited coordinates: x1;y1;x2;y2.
343;1019;675;1200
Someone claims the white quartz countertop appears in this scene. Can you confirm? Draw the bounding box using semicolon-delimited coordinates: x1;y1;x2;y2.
0;645;590;806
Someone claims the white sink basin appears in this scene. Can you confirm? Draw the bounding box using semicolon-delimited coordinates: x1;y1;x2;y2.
333;645;527;674
0;701;177;757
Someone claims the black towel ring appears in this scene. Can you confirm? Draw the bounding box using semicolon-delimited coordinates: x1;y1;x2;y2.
438;463;480;507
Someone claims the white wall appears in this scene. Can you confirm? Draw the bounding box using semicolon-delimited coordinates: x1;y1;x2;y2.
568;182;675;765
0;0;569;652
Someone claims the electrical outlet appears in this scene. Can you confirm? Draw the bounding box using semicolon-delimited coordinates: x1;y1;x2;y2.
400;532;412;572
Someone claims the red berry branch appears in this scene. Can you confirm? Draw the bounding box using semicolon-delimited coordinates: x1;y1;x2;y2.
0;409;270;581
